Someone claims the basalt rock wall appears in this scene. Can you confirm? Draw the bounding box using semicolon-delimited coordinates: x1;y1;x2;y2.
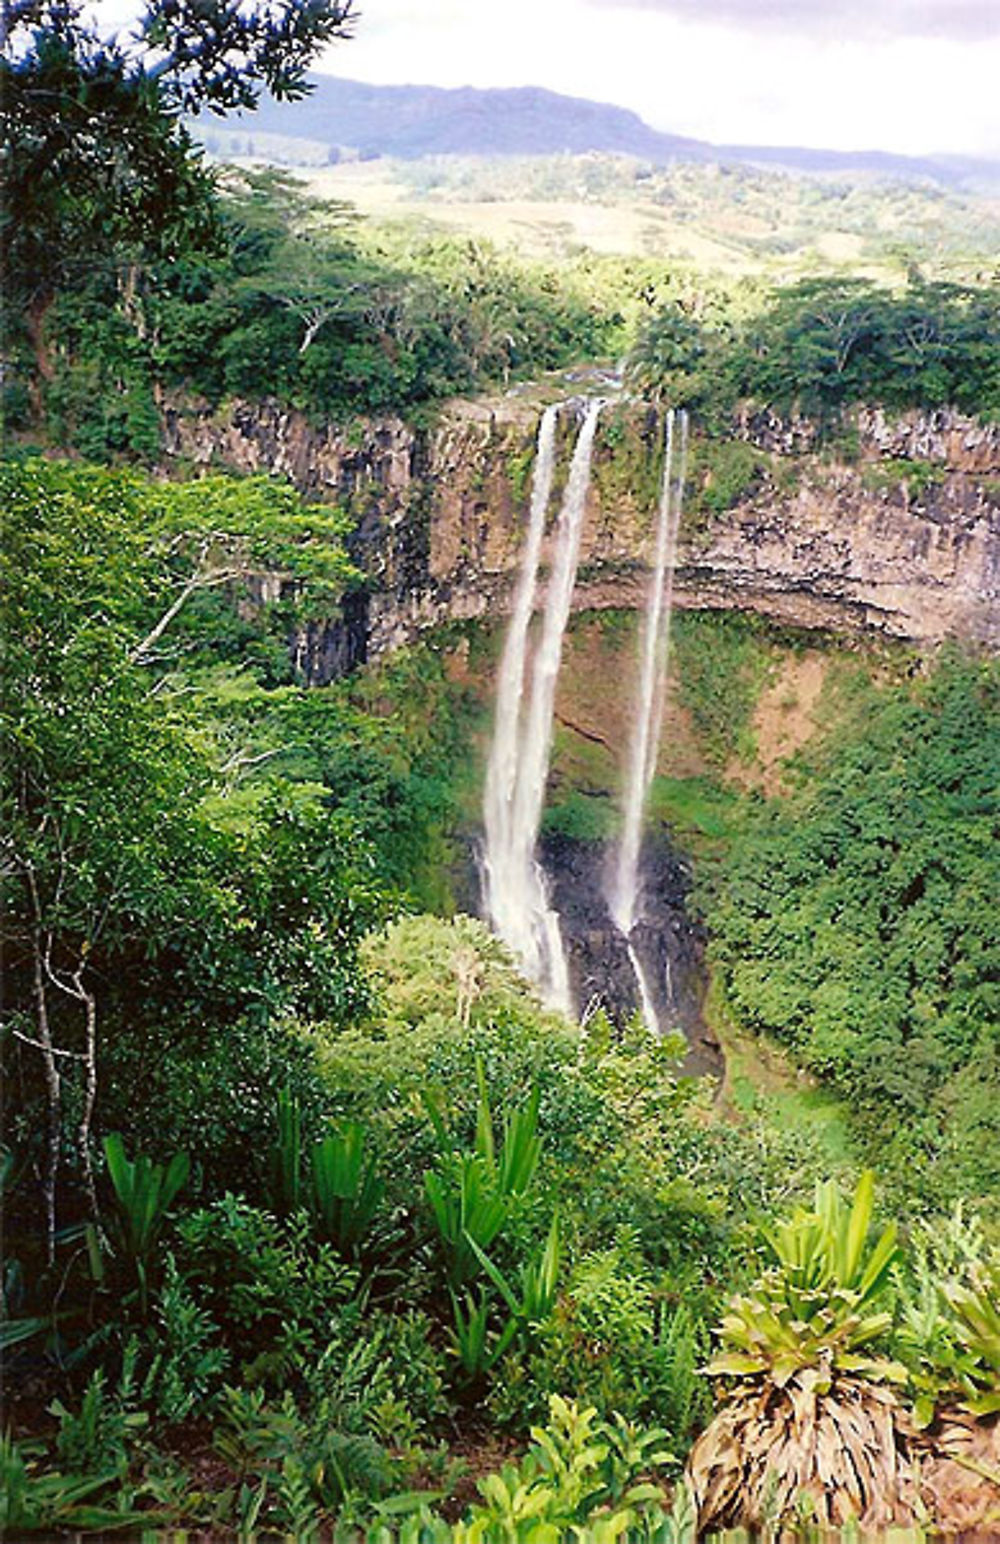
161;394;1000;678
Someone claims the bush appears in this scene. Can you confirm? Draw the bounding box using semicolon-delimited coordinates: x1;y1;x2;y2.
706;654;1000;1156
491;1238;708;1437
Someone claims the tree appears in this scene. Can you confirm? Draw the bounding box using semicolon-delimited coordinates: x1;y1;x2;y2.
0;0;356;363
0;460;370;1262
706;656;1000;1135
0;465;216;1254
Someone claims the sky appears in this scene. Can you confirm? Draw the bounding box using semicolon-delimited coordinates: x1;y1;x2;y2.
93;0;1000;159
320;0;1000;158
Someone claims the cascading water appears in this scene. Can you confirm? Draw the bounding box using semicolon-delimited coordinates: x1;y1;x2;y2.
482;404;560;986
482;398;604;1013
607;407;689;1032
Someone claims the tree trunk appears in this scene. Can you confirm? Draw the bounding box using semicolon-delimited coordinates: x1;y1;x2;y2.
27;292;55;383
31;932;61;1267
76;976;100;1225
119;262;147;341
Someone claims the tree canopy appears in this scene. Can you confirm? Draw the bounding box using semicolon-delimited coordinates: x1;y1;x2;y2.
704;653;1000;1201
629;275;1000;422
0;0;355;314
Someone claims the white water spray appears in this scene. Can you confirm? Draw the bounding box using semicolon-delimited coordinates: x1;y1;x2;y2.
483;404;560;884
608;408;688;1029
482;399;604;1012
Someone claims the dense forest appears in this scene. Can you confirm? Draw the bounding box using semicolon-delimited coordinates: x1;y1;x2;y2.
2;2;999;1538
6;166;999;451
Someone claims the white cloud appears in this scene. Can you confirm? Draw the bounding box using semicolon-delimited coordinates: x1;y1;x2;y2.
84;0;1000;158
583;0;1000;43
323;0;1000;156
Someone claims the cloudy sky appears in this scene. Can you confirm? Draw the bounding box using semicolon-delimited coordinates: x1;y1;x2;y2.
314;0;1000;158
91;0;1000;158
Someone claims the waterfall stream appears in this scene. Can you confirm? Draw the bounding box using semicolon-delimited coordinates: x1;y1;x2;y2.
482;399;603;1012
482;403;559;935
608;407;689;1031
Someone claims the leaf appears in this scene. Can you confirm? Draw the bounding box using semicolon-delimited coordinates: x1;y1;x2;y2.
0;1316;51;1350
843;1168;875;1285
705;1351;766;1376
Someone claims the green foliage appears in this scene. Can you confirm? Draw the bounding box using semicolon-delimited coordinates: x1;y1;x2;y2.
896;1207;1000;1425
357;915;543;1043
0;1432;147;1535
742;276;1000;419
99;1013;333;1201
707;1172;904;1387
267;1088;385;1251
448;1288;518;1386
311;1122;386;1255
630;275;1000;421
25;172;627;442
671;612;772;765
706;653;1000;1174
859;456;944;498
50;1368;146;1479
2;0;353;326
102;1134;190;1312
268;1086;304;1217
213;1385;398;1529
541;791;616;843
686;437;768;519
424;1064;542;1286
137;1257;231;1424
476;1213;563;1332
492;1241;706;1437
168;1195;448;1431
172;1198;360;1386
463;1395;682;1543
268;645;479;909
1;455;390;1286
943;1269;1000;1416
447;1215;563;1395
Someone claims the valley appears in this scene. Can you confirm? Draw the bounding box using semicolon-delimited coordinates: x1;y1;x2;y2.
3;17;1000;1537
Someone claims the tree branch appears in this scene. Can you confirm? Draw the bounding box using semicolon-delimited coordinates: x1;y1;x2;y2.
129;562;243;663
9;1027;86;1059
219;746;284;776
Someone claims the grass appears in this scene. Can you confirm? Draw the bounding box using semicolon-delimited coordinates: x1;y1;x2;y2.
647;774;744;848
859;456;945;497
284;155;1000;284
541;789;617;842
706;976;857;1172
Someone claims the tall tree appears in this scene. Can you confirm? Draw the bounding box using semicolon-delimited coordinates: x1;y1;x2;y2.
0;460;370;1261
1;0;356;364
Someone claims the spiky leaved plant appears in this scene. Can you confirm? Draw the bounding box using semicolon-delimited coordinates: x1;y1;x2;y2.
898;1213;1000;1530
687;1170;921;1531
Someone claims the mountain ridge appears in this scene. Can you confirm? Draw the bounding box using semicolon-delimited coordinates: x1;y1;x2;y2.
233;74;1000;189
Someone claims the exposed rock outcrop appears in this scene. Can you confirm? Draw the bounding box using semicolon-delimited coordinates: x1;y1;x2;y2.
161;394;1000;678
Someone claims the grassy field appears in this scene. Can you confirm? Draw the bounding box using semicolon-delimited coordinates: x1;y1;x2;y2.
202;149;1000;282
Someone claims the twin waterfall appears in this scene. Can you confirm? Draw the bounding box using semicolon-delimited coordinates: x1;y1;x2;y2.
482;401;689;1029
482;400;603;1012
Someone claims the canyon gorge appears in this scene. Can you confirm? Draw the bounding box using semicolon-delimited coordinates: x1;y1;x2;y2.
161;393;1000;682
160;388;998;1057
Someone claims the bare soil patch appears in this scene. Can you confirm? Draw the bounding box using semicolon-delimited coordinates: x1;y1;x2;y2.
729;649;829;795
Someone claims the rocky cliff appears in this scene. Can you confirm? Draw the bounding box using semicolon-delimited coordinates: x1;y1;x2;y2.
161;394;1000;677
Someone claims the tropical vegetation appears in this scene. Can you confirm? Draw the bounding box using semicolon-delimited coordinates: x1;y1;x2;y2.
3;3;999;1535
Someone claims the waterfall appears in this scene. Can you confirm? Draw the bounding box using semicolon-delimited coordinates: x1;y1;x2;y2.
482;398;604;1012
608;407;688;1029
482;404;559;988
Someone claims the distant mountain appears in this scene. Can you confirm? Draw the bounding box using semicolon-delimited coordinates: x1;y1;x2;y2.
239;78;703;162
234;75;1000;190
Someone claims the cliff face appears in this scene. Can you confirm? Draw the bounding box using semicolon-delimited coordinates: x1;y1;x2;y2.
161;395;1000;677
